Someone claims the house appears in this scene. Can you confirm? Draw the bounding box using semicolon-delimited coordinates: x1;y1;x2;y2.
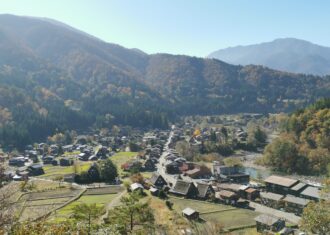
60;158;73;166
182;207;199;220
28;164;44;176
215;190;239;205
245;187;259;201
42;156;55;164
260;192;284;209
212;162;249;183
149;173;167;189
282;195;309;215
165;162;180;174
130;183;144;192
300;186;321;201
149;187;159;196
196;183;214;200
9;157;25;167
62;145;74;152
289;182;308;196
217;183;247;198
264;175;299;194
254;214;285;233
184;165;212;179
169;180;198;198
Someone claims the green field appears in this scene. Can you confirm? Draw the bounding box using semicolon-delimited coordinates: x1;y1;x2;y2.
169;196;259;231
170;196;232;213
39;161;92;179
110;151;138;175
51;193;118;221
200;209;259;229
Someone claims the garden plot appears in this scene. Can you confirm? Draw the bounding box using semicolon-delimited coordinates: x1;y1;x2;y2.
24;188;82;201
84;185;123;195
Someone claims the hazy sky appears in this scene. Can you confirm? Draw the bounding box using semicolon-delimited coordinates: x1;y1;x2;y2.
0;0;329;56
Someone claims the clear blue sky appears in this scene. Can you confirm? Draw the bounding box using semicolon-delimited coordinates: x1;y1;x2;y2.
0;0;329;56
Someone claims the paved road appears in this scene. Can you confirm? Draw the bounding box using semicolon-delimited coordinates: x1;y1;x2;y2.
249;201;301;224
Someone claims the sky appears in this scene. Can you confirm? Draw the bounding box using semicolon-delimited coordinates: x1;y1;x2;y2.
0;0;329;57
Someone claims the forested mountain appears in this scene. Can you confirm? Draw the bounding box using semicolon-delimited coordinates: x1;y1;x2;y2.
0;14;329;148
208;38;330;75
261;98;330;175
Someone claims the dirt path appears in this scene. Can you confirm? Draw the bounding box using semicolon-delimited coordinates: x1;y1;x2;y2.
99;190;126;223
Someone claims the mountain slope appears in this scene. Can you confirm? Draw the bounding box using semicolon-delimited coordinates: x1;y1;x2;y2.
0;15;329;149
208;38;330;75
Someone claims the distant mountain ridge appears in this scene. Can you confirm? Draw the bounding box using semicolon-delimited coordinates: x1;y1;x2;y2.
208;38;330;75
0;14;329;148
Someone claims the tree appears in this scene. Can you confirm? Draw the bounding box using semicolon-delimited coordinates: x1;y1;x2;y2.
130;173;144;185
107;192;155;234
301;179;330;234
300;200;330;234
224;157;242;167
99;159;118;183
72;203;104;234
0;183;19;233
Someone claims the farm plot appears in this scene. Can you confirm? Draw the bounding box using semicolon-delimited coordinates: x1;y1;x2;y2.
18;187;84;221
170;196;259;231
84;185;123;195
39;161;92;179
23;188;82;201
200;209;259;230
51;193;118;222
170;196;232;213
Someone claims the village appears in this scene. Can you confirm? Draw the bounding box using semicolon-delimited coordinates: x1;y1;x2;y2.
0;116;329;235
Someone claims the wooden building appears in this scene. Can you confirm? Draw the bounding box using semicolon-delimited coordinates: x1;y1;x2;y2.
182;207;199;220
264;175;299;195
254;214;285;233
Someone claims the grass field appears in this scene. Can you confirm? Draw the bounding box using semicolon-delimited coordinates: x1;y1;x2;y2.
39;161;92;179
169;196;259;231
51;193;118;221
110;151;137;175
170;196;232;213
200;209;259;229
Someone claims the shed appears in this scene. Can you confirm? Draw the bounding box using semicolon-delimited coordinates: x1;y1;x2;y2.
254;214;285;232
130;183;144;192
182;207;199;220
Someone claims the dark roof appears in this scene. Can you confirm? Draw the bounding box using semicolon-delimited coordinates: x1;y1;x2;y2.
216;190;236;198
218;183;243;192
300;186;320;199
264;175;298;188
29;164;43;169
254;214;280;226
283;195;309;206
290;182;307;191
260;192;284;201
196;183;212;198
170;180;194;196
149;173;165;185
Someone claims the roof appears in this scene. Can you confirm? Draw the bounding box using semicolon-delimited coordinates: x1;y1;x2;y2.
130;183;144;191
149;173;163;185
149;187;159;193
196;183;212;198
254;214;280;226
216;190;236;198
170;180;194;195
218;183;243;192
290;182;307;191
283;195;310;206
245;188;257;193
300;186;320;199
264;175;298;188
182;207;197;216
260;192;284;201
